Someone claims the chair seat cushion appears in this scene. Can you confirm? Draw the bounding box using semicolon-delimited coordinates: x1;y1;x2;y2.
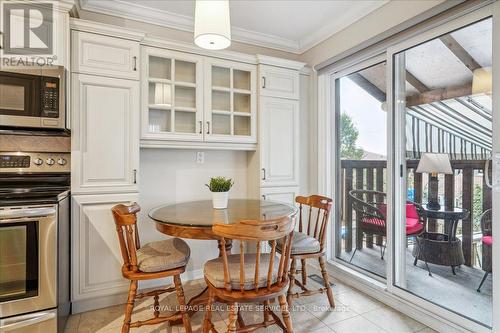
136;238;190;273
483;235;493;246
406;217;424;235
204;254;280;290
275;231;321;255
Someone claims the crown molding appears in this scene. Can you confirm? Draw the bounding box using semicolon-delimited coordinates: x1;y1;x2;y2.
298;0;389;51
79;0;301;53
79;0;388;55
256;54;305;70
70;18;145;41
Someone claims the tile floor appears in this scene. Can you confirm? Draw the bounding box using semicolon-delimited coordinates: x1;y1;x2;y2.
65;270;435;333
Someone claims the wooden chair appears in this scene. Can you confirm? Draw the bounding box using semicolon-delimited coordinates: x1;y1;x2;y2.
284;195;335;308
111;203;192;333
203;216;295;333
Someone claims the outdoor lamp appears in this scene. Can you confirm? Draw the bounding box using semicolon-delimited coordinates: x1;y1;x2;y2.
416;153;453;210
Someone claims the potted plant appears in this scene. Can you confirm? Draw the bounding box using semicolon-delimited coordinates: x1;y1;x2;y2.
206;176;234;209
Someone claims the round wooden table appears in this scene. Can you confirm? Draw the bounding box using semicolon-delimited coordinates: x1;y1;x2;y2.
149;199;298;318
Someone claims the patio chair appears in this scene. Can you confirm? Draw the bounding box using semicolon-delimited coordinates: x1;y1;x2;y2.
477;208;492;293
348;190;426;262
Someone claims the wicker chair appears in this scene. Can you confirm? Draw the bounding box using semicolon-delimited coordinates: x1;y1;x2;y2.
348;190;426;263
477;209;492;292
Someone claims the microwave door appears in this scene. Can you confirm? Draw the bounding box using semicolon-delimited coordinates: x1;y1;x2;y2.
0;73;41;128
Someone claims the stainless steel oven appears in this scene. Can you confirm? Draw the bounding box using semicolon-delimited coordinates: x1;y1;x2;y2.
0;66;65;130
0;206;57;318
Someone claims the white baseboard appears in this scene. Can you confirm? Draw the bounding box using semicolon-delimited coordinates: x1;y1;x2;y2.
71;268;204;314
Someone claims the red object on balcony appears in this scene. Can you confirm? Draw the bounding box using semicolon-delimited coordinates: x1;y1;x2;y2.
367;203;424;236
482;235;493;246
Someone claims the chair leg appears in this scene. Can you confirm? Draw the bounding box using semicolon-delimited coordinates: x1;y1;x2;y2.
174;275;192;333
122;280;137;333
287;259;297;306
203;289;215;333
477;272;489;293
278;294;293;333
301;259;307;286
227;303;238;333
319;256;335;309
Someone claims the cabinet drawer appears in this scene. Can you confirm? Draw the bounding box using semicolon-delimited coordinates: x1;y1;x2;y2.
259;66;299;99
261;187;299;206
72;31;140;80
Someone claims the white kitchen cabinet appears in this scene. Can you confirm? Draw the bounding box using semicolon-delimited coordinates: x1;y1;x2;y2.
205;58;257;144
260;97;299;187
259;66;300;100
71;193;138;312
261;187;299;206
71;73;140;194
141;47;204;142
72;31;140;80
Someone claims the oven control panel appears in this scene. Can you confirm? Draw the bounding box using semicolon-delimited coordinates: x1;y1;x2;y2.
0;152;70;173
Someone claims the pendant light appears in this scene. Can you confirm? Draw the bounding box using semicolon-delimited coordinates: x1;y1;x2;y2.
194;0;231;50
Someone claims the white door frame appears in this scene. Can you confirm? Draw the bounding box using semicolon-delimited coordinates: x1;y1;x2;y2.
318;3;498;332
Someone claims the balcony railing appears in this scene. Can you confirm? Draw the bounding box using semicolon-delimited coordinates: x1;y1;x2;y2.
340;159;492;267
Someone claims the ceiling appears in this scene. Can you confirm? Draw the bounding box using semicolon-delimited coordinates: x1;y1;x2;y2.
79;0;388;54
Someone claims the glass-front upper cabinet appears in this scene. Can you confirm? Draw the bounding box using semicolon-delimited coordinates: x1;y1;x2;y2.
205;59;257;143
141;47;203;141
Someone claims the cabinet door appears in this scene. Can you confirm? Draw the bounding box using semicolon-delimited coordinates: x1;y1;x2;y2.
259;66;299;99
72;74;139;194
72;31;140;80
261;187;299;206
260;97;299;187
205;58;257;143
141;47;204;142
71;194;137;311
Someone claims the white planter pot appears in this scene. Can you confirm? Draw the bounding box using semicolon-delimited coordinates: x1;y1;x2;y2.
212;191;229;209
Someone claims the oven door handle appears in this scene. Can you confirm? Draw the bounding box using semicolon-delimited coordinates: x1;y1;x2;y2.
0;310;56;331
0;207;56;221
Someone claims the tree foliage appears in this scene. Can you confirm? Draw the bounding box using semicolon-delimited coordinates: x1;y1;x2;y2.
340;113;364;159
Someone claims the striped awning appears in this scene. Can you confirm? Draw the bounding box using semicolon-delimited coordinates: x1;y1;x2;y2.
406;93;492;160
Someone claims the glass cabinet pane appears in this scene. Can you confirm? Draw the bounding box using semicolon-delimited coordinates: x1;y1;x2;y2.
234;115;251;136
175;111;196;133
149;56;171;80
233;69;251;90
149;82;172;106
234;93;250;113
212;90;230;111
149;109;171;132
212;66;230;88
175;86;196;109
212;114;231;135
175;60;196;83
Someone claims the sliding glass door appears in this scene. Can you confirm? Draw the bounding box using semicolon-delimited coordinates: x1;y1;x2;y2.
391;14;493;327
328;3;499;330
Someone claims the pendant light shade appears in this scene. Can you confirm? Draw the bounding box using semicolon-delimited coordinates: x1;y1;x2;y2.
194;0;231;50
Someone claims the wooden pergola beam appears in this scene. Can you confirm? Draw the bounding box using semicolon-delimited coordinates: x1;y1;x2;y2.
406;83;472;107
406;71;428;93
439;35;481;72
349;73;386;102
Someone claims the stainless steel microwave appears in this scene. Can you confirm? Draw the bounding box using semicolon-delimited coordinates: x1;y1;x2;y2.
0;66;65;130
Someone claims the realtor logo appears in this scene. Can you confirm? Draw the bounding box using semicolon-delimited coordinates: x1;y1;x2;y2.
2;1;53;55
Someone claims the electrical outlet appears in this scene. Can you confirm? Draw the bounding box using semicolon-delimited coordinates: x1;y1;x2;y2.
196;152;205;164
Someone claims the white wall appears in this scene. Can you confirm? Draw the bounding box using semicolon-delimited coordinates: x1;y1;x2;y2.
137;149;248;274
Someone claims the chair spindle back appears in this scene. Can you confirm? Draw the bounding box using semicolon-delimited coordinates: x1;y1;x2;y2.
212;216;295;293
296;195;333;252
111;203;142;273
